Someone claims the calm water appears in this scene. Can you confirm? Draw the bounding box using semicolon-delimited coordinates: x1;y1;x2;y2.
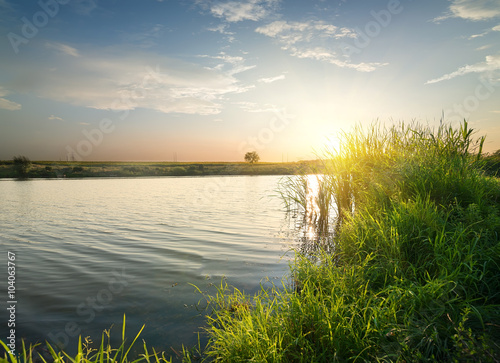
0;176;294;358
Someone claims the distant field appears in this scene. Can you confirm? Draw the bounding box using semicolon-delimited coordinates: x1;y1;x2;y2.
0;160;321;178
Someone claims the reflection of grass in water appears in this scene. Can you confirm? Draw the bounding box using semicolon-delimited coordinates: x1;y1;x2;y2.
279;174;335;253
196;120;500;362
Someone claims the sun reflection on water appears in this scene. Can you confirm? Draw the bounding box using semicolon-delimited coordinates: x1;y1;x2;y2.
305;174;321;241
280;173;339;254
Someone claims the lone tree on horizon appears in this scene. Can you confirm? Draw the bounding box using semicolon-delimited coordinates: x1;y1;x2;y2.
244;151;260;164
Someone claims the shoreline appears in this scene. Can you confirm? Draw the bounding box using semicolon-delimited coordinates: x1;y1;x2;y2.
0;160;321;179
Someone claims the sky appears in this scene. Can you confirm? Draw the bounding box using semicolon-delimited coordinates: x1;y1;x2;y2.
0;0;499;162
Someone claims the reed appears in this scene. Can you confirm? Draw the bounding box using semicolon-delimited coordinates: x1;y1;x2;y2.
0;316;173;363
196;120;500;362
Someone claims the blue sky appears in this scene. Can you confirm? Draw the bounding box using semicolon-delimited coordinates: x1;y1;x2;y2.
0;0;499;161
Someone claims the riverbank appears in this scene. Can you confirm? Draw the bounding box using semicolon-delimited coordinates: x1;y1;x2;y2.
0;160;319;179
193;121;500;362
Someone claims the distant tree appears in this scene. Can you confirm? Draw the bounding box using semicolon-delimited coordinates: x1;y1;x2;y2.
244;151;260;164
12;155;32;178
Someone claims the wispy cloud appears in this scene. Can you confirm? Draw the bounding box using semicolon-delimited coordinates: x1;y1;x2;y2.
256;20;356;45
258;74;285;83
48;115;64;121
476;44;493;51
434;0;500;22
0;98;21;111
207;23;233;35
288;46;387;72
426;54;500;84
256;20;386;72
469;24;500;39
207;23;235;42
7;50;253;115
0;87;21;111
45;42;80;57
201;0;279;22
198;52;256;75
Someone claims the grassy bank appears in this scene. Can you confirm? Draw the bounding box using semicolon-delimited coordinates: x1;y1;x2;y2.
0;160;316;179
193;121;500;362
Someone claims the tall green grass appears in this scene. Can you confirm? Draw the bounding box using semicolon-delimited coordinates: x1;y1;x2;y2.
196;120;500;362
0;316;173;363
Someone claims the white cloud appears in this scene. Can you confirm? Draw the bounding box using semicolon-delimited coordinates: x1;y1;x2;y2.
8;51;252;115
469;24;500;38
206;23;236;42
476;44;493;50
256;20;356;45
0;98;21;111
289;46;387;72
426;54;500;84
435;0;500;22
198;52;256;75
258;74;285;83
206;0;279;22
48;115;64;121
45;42;80;57
207;23;231;34
450;0;500;20
0;87;21;111
256;20;386;72
469;31;487;39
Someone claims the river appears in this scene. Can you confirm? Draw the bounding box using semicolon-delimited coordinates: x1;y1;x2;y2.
0;175;294;358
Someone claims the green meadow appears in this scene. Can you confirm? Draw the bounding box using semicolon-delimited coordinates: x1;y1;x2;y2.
0;160;315;179
2;121;500;362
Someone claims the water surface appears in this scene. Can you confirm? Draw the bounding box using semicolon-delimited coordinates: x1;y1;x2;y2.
0;176;293;357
